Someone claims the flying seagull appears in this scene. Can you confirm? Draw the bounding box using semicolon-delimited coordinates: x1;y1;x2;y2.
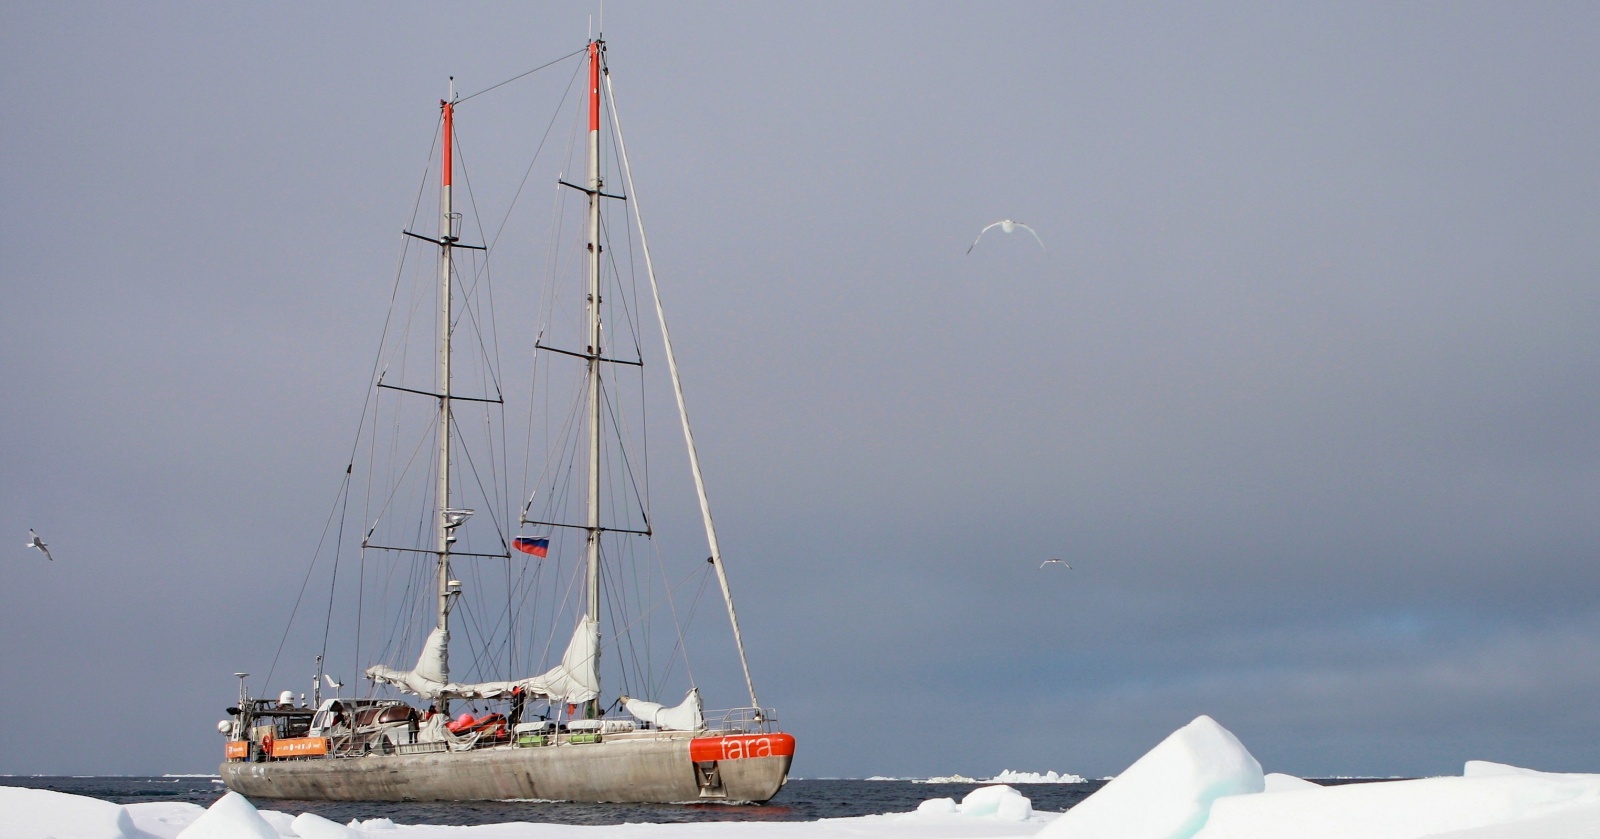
26;529;54;561
967;219;1046;254
1039;558;1071;569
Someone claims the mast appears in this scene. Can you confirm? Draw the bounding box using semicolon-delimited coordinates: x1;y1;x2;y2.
582;39;603;718
435;82;457;712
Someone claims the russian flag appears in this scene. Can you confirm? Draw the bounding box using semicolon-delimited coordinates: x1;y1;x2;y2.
513;537;550;558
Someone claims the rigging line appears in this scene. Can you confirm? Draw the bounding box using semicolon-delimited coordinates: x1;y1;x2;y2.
603;562;637;700
598;376;652;531
259;464;361;697
527;353;597;521
350;118;441;684
443;259;516;552
506;531;557;675
601;554;707;660
607;67;760;709
597;211;646;365
514;105;583;522
636;563;713;699
600;103;647;361
648;534;696;693
319;465;354;670
450;138;508;406
593;213;652;525
456;47;586;105
452;590;493;685
616;538;654;699
446;161;514;541
533;544;588;672
488;56;585;254
361;412;440;543
447;411;510;542
447;264;508;408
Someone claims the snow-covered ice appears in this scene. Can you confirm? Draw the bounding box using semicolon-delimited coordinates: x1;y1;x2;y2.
1036;715;1263;839
0;786;154;839
916;784;1034;821
172;791;278;839
5;714;1599;839
1195;764;1600;839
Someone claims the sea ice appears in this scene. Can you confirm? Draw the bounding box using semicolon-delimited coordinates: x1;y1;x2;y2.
1035;714;1264;839
6;716;1600;839
0;785;154;839
291;810;366;839
1419;798;1600;838
1193;771;1600;839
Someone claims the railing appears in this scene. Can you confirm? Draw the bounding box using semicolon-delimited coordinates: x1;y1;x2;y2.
702;707;779;734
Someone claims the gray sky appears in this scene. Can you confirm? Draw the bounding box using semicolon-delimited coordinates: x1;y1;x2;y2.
3;2;1598;779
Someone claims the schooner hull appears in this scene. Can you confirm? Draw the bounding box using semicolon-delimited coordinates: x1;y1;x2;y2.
219;734;792;803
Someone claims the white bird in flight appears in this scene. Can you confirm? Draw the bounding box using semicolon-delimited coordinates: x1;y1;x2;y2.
1040;558;1071;569
26;529;54;561
967;219;1046;254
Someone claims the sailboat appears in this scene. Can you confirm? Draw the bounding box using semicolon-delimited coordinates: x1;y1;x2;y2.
216;37;794;803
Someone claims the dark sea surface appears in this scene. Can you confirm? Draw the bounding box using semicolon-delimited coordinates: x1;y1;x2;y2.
0;776;1106;826
2;775;1393;827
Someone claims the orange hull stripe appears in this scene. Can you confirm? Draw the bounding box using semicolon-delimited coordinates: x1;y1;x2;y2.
689;733;796;763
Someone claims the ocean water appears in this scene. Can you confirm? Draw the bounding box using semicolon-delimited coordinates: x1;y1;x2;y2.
0;776;1107;826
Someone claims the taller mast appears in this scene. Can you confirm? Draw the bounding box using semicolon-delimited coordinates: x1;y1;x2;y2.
583;39;604;717
435;83;457;701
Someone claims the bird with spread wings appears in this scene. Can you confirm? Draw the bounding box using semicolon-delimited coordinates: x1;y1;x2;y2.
26;529;54;561
968;219;1046;254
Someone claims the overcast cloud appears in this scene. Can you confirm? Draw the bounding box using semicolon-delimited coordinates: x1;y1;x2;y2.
3;2;1597;779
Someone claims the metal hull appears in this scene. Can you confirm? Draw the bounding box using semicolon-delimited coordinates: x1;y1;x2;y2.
219;734;791;803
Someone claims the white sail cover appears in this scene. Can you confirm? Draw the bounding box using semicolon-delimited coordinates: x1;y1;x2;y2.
366;626;451;698
623;688;704;731
366;618;600;704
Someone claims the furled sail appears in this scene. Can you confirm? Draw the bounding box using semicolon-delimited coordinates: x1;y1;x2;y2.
367;619;600;704
365;626;451;698
623;688;704;731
